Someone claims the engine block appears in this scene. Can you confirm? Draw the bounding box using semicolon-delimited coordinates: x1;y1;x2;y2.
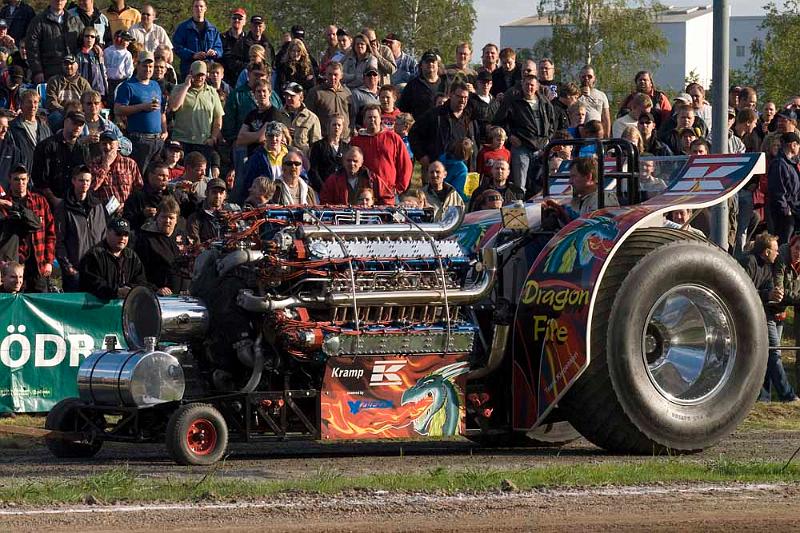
219;205;495;361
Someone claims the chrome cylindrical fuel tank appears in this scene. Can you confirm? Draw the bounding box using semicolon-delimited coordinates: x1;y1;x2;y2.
78;338;185;407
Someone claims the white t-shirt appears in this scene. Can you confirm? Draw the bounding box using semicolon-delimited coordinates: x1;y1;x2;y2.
579;88;609;122
612;113;637;138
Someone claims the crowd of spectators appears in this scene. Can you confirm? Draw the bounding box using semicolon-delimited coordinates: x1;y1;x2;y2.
0;2;797;401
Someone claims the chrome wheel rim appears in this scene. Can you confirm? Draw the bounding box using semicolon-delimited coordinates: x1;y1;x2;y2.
642;284;736;405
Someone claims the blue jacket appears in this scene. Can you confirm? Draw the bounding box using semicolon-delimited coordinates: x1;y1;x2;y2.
768;151;800;217
439;153;469;202
172;18;223;77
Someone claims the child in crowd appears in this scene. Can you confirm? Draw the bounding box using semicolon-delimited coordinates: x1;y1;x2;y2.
394;113;414;160
355;187;375;207
398;188;426;209
0;261;23;294
476;126;511;179
379;85;400;130
104;30;134;104
161;141;185;181
207;62;230;104
237;45;267;88
439;137;474;201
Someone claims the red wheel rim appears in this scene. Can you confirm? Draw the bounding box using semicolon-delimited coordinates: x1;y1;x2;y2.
186;418;217;455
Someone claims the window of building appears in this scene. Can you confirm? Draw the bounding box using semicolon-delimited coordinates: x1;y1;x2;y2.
736;45;746;57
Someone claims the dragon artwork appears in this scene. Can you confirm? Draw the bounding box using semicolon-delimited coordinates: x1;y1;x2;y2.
401;362;470;437
543;216;619;274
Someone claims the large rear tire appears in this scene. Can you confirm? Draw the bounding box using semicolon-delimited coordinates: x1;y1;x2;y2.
166;403;228;465
45;398;104;458
562;229;767;454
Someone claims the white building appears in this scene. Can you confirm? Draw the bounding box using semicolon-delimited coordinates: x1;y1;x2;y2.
500;6;764;93
730;16;766;72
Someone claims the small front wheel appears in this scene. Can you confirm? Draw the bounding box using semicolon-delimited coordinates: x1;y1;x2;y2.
166;403;228;465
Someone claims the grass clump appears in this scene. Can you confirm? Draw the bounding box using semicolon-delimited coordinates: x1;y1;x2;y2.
3;460;800;505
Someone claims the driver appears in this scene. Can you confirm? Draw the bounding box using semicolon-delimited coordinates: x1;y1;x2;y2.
543;156;619;223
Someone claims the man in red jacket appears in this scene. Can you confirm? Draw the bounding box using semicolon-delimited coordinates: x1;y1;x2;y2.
320;146;392;205
350;104;411;204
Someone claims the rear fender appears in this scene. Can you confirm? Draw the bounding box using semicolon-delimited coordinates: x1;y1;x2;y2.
511;152;766;430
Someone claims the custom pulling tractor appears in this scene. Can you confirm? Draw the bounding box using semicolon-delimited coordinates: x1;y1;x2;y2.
46;141;768;465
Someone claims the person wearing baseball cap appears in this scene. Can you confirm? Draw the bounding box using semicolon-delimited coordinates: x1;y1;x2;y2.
187;177;234;242
0;65;25;113
397;50;447;120
45;54;92;131
79;216;151;300
106;29;136;103
220;8;247;85
383;33;415;86
169;58;224;176
350;58;381;125
282;82;321;154
231;12;276;78
5;163;56;292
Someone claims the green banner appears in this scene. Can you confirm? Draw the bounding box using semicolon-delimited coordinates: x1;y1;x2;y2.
0;293;126;413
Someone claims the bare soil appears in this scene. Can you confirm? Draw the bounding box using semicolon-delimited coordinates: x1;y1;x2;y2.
0;428;799;530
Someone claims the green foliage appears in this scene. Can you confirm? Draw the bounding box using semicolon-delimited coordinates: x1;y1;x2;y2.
746;1;800;104
534;0;668;102
145;0;475;64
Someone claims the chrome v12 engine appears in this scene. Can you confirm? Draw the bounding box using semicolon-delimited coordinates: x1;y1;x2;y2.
226;205;494;360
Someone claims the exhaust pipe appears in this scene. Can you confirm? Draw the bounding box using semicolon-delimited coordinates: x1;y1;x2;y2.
218;249;264;277
297;206;463;239
467;324;510;380
237;248;497;312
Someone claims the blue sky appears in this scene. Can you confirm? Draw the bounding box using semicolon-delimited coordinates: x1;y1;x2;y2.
472;0;769;58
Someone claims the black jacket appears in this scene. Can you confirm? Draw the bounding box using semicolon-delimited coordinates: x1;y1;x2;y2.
24;6;83;79
308;138;349;192
552;98;570;132
490;65;521;96
79;240;150;300
30;131;88;200
493;94;555;151
0;1;35;43
134;227;190;293
54;188;107;272
187;205;224;243
122;184;192;231
0;138;21;191
467;181;524;212
10;114;52;170
468;92;501;145
643;135;673;157
397;75;447;120
739;252;774;307
220;29;243;85
409;104;479;164
232;31;275;73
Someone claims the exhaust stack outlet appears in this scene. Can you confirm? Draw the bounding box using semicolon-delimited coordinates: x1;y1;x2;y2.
122;286;209;349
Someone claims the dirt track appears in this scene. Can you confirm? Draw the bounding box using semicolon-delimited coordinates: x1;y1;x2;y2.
0;428;800;530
